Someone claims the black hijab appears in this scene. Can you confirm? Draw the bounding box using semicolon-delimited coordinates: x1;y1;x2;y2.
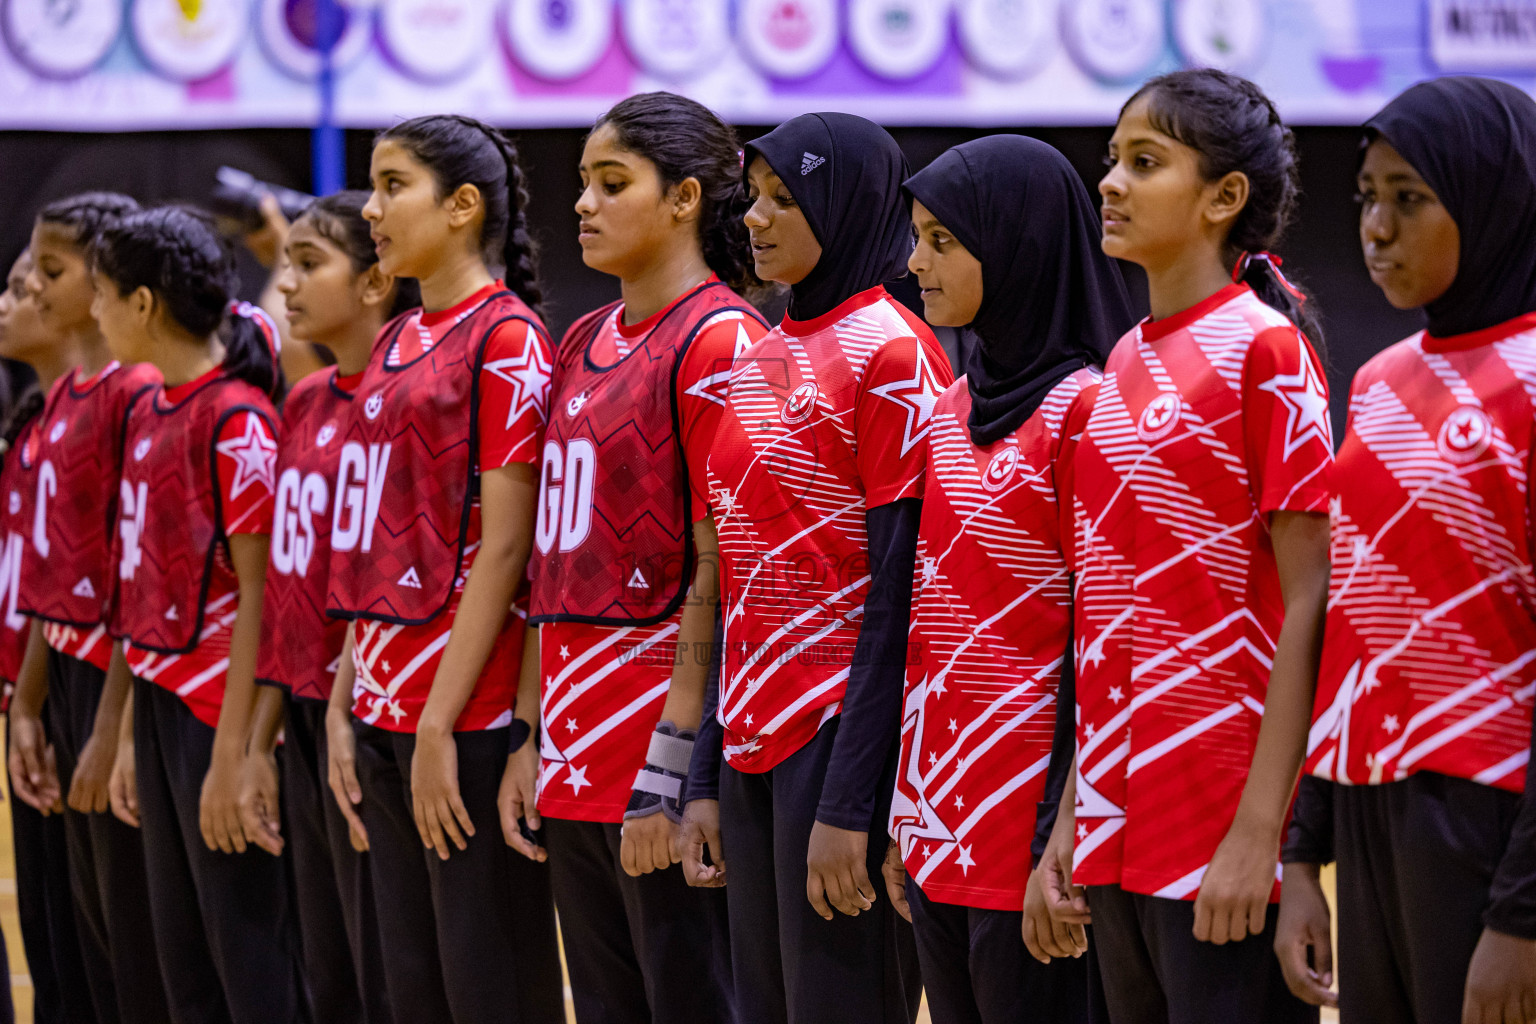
1366;76;1536;339
904;136;1136;446
745;113;913;322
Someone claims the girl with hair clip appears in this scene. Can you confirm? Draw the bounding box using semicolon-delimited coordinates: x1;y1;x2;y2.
1277;76;1536;1024
677;112;950;1024
93;205;302;1024
239;191;419;1024
883;134;1137;1024
10;192;172;1024
1049;68;1333;1023
322;114;562;1024
499;90;769;1024
0;248;77;1024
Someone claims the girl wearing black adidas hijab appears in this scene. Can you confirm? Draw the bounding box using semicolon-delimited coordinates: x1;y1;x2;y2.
1277;76;1536;1023
677;112;950;1024
883;134;1135;1024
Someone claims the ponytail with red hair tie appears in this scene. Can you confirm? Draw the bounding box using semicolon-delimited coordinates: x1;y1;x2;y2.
1232;251;1307;303
227;300;282;359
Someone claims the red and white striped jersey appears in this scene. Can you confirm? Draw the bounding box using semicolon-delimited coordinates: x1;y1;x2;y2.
1308;314;1536;792
1072;284;1333;900
708;286;953;773
535;299;769;822
891;368;1097;911
346;290;550;733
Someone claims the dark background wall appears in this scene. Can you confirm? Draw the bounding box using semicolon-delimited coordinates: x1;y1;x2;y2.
0;124;1426;435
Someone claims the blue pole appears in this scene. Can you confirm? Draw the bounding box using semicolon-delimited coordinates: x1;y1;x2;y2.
311;0;344;195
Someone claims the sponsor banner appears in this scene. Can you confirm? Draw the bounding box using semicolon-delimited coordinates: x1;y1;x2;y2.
0;1;1532;128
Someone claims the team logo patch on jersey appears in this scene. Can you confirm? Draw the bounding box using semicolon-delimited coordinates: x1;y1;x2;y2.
316;424;336;448
566;392;590;417
133;437;152;461
1136;392;1182;443
365;393;384;421
980;446;1020;493
801;151;825;175
1438;405;1494;465
397;566;423;589
48;420;66;443
164;605;178;621
5;492;15;516
627;567;650;589
781;381;819;424
72;577;95;599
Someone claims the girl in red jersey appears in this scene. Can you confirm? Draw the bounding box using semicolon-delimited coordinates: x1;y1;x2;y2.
9;193;171;1024
0;249;80;1024
881;134;1137;1024
1047;68;1333;1023
93;206;303;1024
240;191;418;1024
1277;77;1536;1024
677;112;950;1024
322;115;562;1024
498;91;768;1024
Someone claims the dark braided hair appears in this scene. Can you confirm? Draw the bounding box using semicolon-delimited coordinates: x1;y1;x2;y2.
298;190;421;319
36;191;140;249
90;206;286;401
591;92;762;296
1125;68;1325;357
0;385;42;456
377;115;545;320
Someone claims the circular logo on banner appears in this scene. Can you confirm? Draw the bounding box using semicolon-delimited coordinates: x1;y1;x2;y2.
621;0;730;81
504;0;612;81
1172;0;1264;72
131;0;249;81
1437;406;1494;465
2;0;123;78
848;0;949;80
379;0;492;80
781;381;818;424
980;446;1020;493
1136;392;1182;443
738;0;838;80
258;0;373;80
957;0;1055;80
1061;0;1163;83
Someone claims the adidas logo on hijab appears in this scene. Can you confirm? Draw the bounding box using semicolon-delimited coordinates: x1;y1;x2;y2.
801;152;825;175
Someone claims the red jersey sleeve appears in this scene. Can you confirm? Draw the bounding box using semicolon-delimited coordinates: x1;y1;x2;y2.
856;334;952;508
1242;325;1334;515
214;409;277;536
478;318;553;470
1055;380;1100;573
676;312;770;521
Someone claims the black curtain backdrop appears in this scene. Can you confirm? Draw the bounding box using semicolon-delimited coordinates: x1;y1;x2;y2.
0;125;1424;436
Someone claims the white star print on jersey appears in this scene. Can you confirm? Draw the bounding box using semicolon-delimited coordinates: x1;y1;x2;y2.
868;337;943;457
214;414;278;501
1072;284;1331;900
1307;316;1536;794
890;369;1095;910
484;342;553;430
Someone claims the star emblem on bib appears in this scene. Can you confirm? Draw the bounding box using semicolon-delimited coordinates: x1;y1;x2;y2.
485;343;553;430
1257;342;1331;461
214;415;277;499
869;341;941;456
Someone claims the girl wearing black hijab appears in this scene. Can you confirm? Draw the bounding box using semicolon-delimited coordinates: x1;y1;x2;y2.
1277;76;1536;1023
879;135;1134;1024
675;112;949;1023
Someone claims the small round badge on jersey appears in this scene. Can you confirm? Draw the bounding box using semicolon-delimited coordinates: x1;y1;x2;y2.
2;0;123;78
1437;405;1494;465
566;391;591;417
980;445;1020;493
956;0;1055;80
7;492;18;516
1136;392;1182;443
134;437;153;461
378;0;492;81
1061;0;1164;83
316;423;336;447
621;0;731;80
130;0;250;81
1171;0;1264;73
257;0;373;80
781;381;818;425
737;0;838;80
364;393;384;420
48;419;66;443
847;0;950;81
504;0;613;81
